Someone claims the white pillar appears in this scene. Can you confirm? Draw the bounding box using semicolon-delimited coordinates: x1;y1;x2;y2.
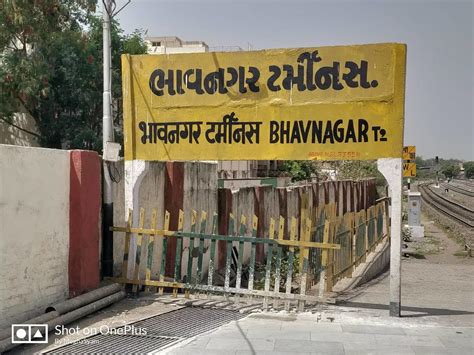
124;160;148;277
377;158;403;317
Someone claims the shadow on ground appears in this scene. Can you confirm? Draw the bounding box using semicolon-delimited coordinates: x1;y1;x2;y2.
337;300;474;318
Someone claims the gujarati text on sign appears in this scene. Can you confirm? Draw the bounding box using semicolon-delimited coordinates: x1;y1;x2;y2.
122;43;406;161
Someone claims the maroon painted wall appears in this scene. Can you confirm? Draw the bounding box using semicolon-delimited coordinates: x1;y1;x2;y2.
69;151;101;296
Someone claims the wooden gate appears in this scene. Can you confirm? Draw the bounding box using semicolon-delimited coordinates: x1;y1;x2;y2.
111;208;341;309
110;199;389;309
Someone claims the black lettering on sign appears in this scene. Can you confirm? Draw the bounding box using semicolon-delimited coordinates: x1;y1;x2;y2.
358;119;369;142
311;121;323;144
315;63;343;90
184;69;204;95
267;65;281;91
298;120;312;142
138;121;203;144
204;112;262;144
247;67;260;92
282;64;305;91
372;126;387;142
344;120;357;143
148;51;379;97
267;119;385;145
342;61;378;89
204;69;226;94
334;120;345;143
226;67;238;88
297;51;321;91
270;121;279;143
138;116;389;147
323;121;334;144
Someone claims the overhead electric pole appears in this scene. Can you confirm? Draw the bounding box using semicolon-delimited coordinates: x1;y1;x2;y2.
102;0;114;277
101;0;132;277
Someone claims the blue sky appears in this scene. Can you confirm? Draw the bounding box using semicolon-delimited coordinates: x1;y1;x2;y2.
117;0;473;160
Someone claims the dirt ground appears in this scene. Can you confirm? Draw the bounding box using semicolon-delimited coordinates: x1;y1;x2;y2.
337;211;474;327
408;214;473;264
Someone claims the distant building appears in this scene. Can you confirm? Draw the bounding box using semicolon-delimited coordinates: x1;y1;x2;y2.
0;105;40;147
145;36;208;54
1;42;40;147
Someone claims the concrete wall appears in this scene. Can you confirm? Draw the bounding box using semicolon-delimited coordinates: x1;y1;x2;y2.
0;145;101;328
112;161;218;281
181;162;218;281
113;161;166;277
218;160;257;178
0;145;69;327
356;239;390;287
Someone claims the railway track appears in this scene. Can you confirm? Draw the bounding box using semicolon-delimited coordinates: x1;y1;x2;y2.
442;182;474;197
453;179;474;188
419;183;474;228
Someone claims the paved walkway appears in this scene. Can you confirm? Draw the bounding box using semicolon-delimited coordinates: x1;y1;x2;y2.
164;213;474;354
163;313;473;354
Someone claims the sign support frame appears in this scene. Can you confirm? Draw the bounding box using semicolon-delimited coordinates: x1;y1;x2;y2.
377;157;403;317
120;43;407;317
124;160;149;278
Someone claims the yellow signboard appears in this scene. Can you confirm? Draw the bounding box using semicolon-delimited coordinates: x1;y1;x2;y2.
403;146;416;161
403;162;416;177
122;43;406;161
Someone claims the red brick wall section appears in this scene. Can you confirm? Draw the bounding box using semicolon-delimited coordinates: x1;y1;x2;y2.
164;162;185;277
69;151;101;297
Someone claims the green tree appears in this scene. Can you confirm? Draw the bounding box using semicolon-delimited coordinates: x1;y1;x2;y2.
336;160;386;197
337;160;384;184
413;155;436;179
0;1;147;151
463;161;474;179
441;164;460;179
280;161;320;182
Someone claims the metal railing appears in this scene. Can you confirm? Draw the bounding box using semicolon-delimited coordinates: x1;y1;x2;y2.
324;200;390;291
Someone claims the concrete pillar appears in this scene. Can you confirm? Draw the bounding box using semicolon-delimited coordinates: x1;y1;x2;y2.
377;158;403;317
124;159;148;278
69;151;101;296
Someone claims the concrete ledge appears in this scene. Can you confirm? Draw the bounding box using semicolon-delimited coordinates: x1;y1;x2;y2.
333;237;390;294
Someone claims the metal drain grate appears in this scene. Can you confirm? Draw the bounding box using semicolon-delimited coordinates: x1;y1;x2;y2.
48;334;178;354
47;307;246;354
136;307;245;338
